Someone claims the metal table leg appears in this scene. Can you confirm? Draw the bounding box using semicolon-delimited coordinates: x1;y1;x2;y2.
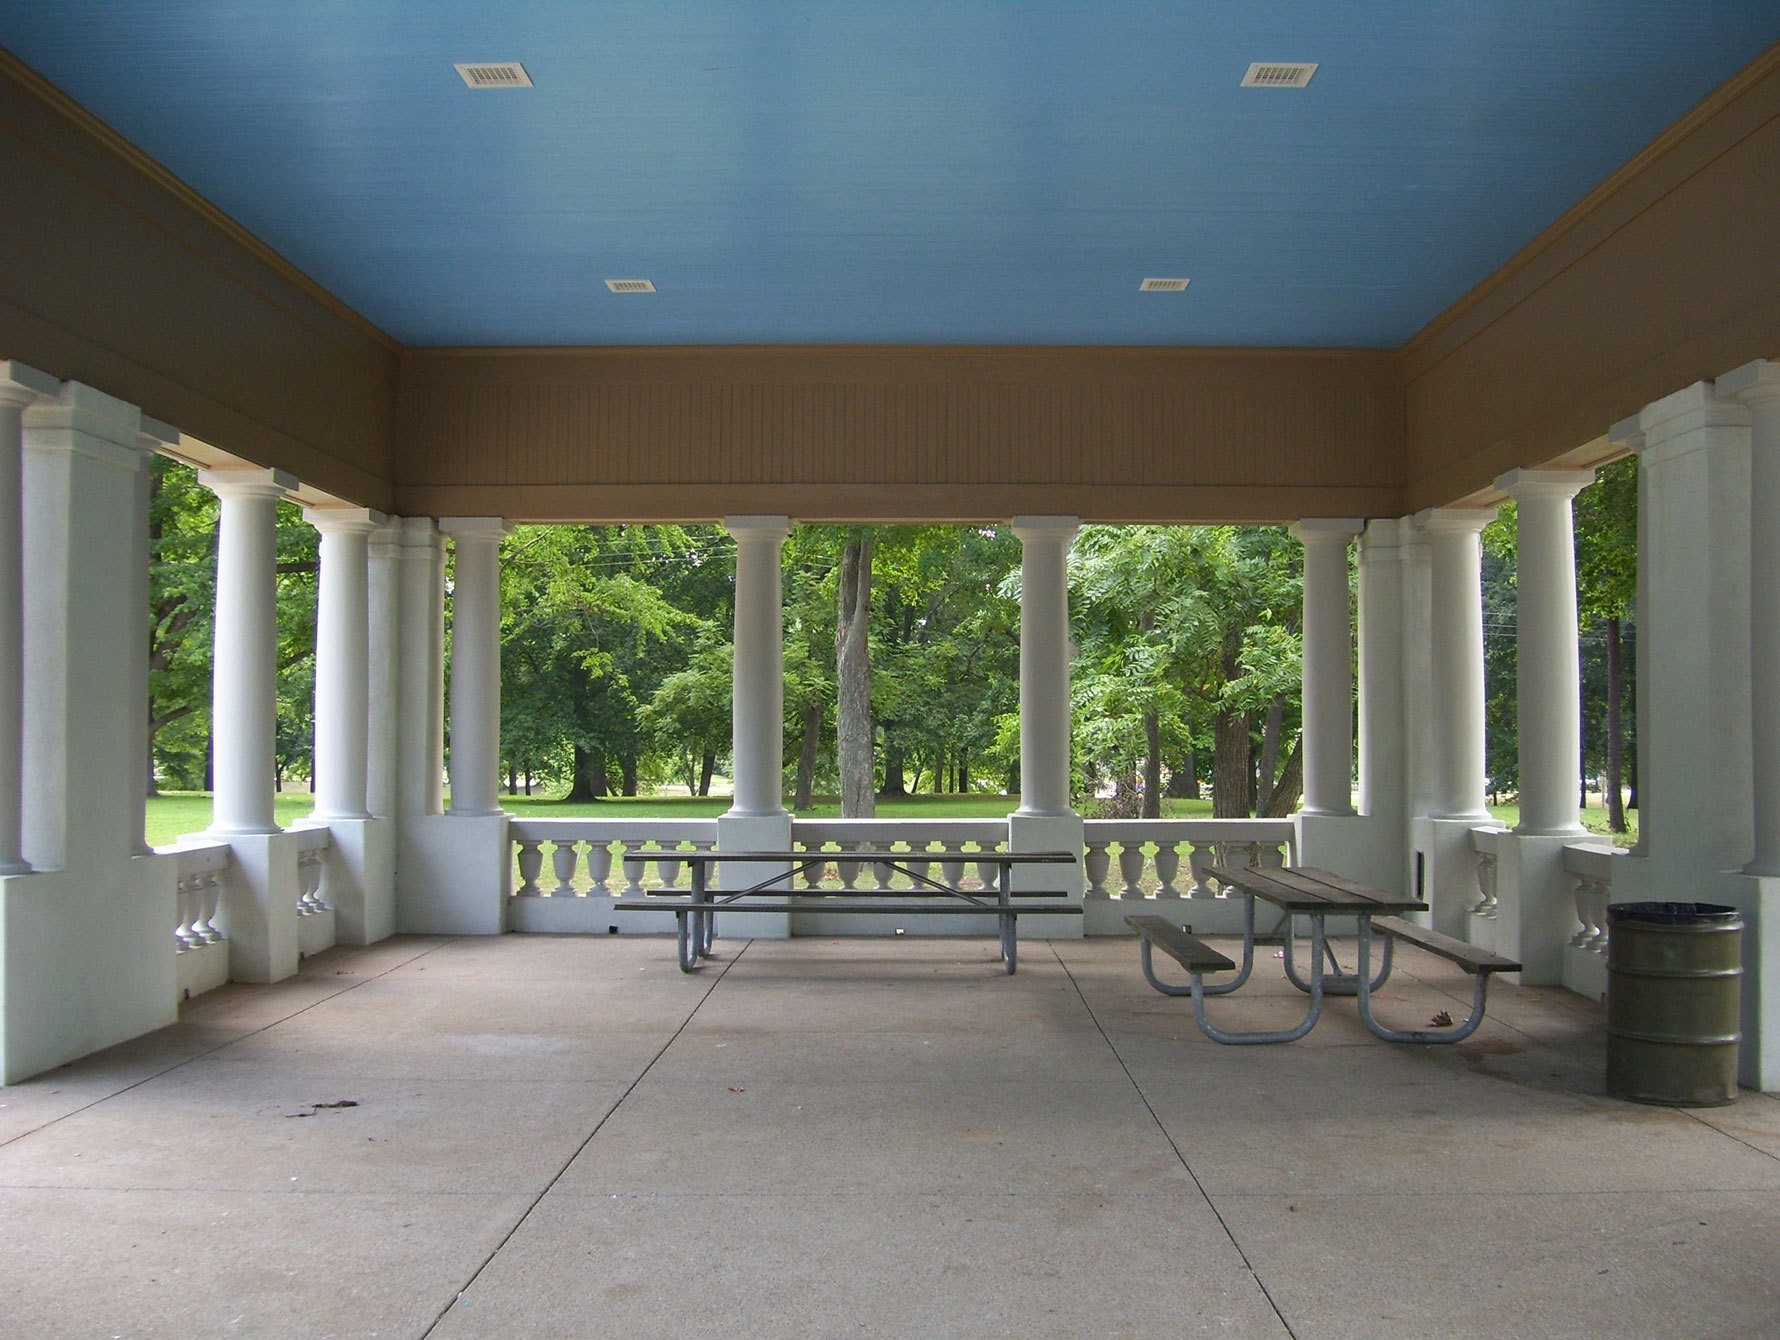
1189;912;1328;1044
1280;914;1393;997
1354;918;1492;1043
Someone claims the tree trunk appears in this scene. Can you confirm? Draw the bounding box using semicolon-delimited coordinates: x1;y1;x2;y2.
1259;698;1283;804
1212;708;1252;818
1605;614;1627;833
1167;750;1198;799
507;764;516;796
698;751;717;798
524;768;533;796
794;698;822;811
620;754;639;797
958;751;969;797
567;744;608;801
1142;707;1163;819
1260;738;1304;817
836;535;875;817
879;738;907;798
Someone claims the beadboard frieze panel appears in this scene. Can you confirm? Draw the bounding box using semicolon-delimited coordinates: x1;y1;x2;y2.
396;346;1404;523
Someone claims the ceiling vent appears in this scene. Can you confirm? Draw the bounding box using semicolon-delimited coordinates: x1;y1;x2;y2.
455;62;533;89
605;279;656;293
1139;278;1190;292
1241;62;1318;89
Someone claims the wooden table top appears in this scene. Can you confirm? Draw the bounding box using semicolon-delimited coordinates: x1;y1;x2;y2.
1203;863;1428;915
621;848;1079;865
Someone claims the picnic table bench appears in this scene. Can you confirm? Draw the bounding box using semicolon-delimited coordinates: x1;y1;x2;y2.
614;847;1080;974
1127;863;1517;1044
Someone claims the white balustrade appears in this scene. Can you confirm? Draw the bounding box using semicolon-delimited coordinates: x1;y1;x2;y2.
167;842;232;1003
1562;841;1620;1002
1468;827;1504;920
1080;820;1297;906
508;819;720;899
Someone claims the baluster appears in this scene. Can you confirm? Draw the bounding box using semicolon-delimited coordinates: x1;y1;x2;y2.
974;849;1000;891
800;841;827;890
1570;876;1596;948
941;841;967;890
621;847;647;898
197;872;224;942
873;846;898;892
584;841;614;892
904;842;933;889
1472;852;1499;919
1083;839;1112;899
549;840;580;897
1117;841;1147;899
837;842;862;890
1153;840;1181;897
296;850;325;915
1258;841;1287;870
657;847;684;889
174;877;201;949
1187;841;1215;899
516;840;544;896
1585;880;1612;954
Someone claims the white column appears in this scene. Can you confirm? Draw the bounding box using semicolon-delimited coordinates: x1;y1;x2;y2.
724;515;790;817
439;517;509;816
1294;519;1361;815
199;468;294;836
304;507;383;820
1356;518;1408;824
365;521;403;819
1721;360;1780;874
1013;516;1078;817
1498;469;1593;837
395;517;445;816
1418;509;1493;821
0;361;58;874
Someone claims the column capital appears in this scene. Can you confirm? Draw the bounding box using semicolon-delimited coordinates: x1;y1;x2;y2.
1494;467;1595;502
0;361;59;409
1630;380;1750;446
1358;516;1411;558
1414;506;1491;535
1718;359;1780;410
1291;517;1363;543
198;465;297;501
1010;515;1079;542
723;514;791;542
303;505;387;535
438;515;511;544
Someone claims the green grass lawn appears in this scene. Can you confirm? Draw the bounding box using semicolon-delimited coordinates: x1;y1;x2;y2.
146;790;1637;847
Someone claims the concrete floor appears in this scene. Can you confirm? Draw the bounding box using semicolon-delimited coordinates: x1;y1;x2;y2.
2;932;1777;1339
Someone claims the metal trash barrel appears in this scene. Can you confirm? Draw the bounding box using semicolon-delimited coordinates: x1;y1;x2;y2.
1606;901;1742;1106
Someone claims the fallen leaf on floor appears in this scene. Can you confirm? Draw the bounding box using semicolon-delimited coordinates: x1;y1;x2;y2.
1429;1010;1455;1027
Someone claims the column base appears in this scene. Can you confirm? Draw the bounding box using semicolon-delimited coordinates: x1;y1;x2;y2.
396;812;511;935
1;856;178;1083
303;816;395;946
718;811;793;939
1295;812;1403;895
1716;872;1780;1092
217;830;305;984
1008;811;1083;940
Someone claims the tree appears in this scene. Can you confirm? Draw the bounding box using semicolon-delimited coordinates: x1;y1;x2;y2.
834;531;875;816
147;457;218;791
498;525;714;801
1069;525;1303;818
1574;455;1638;831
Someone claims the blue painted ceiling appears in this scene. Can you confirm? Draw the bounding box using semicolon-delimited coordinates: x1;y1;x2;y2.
2;2;1775;348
